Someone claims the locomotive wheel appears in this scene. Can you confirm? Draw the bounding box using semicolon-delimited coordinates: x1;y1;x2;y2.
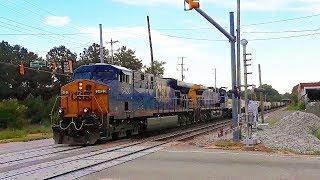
126;130;132;138
112;132;119;140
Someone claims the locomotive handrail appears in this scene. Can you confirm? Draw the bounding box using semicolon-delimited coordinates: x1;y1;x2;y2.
92;96;105;126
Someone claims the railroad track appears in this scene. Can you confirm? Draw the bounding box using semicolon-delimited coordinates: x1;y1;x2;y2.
0;119;231;180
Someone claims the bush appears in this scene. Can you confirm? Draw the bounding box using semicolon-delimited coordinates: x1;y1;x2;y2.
0;99;28;129
287;102;305;111
315;129;320;140
23;95;44;124
23;95;58;125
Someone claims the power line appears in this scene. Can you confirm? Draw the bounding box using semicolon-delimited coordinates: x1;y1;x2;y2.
21;0;84;31
0;17;88;48
249;32;320;41
160;32;320;42
160;33;227;42
0;33;91;36
155;13;320;31
0;1;90;46
243;27;320;34
243;13;320;26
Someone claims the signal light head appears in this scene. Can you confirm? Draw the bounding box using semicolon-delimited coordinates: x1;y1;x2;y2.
185;0;200;10
18;63;25;76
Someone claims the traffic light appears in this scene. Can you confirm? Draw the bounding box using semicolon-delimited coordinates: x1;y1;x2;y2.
50;61;57;73
188;0;200;10
68;60;73;74
18;63;25;76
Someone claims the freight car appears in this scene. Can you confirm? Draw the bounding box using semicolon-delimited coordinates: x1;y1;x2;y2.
51;63;229;145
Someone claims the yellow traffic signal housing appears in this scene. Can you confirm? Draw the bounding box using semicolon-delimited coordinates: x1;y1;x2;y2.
68;60;73;74
50;61;57;73
188;0;200;10
18;63;25;76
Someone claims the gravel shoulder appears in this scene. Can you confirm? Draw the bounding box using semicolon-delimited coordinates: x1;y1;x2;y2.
176;108;320;156
256;111;320;154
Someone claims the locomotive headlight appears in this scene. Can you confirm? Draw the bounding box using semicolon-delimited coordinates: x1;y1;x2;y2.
79;82;83;90
61;90;69;95
83;108;89;113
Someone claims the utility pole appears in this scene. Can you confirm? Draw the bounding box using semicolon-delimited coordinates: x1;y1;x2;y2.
241;39;255;147
241;39;251;123
214;68;217;90
236;0;242;116
258;64;265;123
106;39;119;64
178;57;187;81
185;0;239;141
99;24;104;63
147;16;155;75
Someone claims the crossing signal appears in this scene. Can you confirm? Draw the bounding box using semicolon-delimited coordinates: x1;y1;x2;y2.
18;63;25;76
185;0;200;10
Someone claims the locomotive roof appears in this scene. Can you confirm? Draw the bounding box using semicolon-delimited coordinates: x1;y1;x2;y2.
74;63;132;73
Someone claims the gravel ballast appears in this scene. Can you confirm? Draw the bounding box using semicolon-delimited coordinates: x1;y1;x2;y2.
257;111;320;154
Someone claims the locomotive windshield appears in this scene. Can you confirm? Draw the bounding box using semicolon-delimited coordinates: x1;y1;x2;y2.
74;70;117;82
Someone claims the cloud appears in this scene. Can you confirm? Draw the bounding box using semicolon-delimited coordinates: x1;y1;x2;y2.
44;16;70;27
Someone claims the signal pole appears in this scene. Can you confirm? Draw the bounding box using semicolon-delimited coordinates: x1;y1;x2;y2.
236;0;242;117
214;68;217;90
147;16;155;75
106;39;119;64
185;0;239;141
258;64;265;123
99;24;104;63
178;57;187;81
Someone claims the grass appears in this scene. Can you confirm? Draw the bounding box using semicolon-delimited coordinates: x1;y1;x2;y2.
215;140;242;148
212;140;274;153
267;118;278;127
286;103;306;111
315;129;320;141
0;125;52;143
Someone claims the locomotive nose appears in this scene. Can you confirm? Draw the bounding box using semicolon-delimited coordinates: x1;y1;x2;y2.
59;80;109;118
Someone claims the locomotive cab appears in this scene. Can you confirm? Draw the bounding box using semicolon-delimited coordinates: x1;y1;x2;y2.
52;79;110;145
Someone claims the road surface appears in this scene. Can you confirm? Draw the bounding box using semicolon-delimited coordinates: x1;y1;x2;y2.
82;148;320;180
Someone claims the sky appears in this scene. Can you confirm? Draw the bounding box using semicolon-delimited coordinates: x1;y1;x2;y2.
1;0;320;94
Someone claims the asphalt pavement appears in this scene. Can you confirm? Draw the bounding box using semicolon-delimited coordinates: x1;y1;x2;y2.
82;148;320;180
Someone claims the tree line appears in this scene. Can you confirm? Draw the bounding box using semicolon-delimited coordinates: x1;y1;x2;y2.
0;40;166;101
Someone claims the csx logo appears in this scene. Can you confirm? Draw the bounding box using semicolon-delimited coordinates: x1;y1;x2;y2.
72;92;92;101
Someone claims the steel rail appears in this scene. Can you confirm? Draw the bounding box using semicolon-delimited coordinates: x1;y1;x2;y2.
0;120;231;179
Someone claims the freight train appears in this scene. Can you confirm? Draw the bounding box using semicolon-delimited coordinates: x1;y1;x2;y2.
51;63;285;145
51;63;230;145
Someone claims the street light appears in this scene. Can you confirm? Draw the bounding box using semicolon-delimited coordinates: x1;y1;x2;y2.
240;39;248;46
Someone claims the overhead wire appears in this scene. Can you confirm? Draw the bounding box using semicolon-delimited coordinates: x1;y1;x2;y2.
3;0;90;45
0;0;90;47
0;17;87;49
155;12;320;31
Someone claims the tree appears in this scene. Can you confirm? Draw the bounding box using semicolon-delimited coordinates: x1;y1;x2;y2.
46;46;76;73
78;43;110;66
259;84;282;102
114;46;142;70
0;41;67;100
144;60;166;76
